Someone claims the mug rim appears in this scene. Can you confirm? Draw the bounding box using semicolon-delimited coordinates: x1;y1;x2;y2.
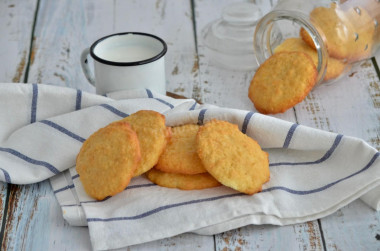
89;32;167;66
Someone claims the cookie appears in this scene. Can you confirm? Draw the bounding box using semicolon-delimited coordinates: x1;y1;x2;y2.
146;168;221;190
197;120;270;195
274;37;347;81
302;4;374;61
120;110;170;177
248;51;317;114
156;124;206;175
76;121;141;200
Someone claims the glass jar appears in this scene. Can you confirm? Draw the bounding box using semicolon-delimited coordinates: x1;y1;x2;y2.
253;0;380;85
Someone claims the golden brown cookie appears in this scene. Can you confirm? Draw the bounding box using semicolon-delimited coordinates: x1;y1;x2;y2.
76;121;141;200
302;4;374;62
146;168;221;190
197;120;270;195
119;110;170;177
248;51;317;114
274;37;347;81
156;124;206;175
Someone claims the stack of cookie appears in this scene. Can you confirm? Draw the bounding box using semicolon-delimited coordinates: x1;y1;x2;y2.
76;111;270;200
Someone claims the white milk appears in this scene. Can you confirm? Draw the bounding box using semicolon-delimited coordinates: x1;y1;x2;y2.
102;45;158;62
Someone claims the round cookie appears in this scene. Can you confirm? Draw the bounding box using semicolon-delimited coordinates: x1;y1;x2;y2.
196;120;270;195
156;124;206;175
146;168;221;190
274;37;347;81
76;121;141;200
120;110;170;177
302;4;374;62
248;51;317;114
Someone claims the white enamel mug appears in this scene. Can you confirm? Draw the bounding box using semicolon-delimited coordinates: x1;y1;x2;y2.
81;32;167;95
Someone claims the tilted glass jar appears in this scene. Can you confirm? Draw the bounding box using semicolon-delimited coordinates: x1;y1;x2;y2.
253;0;380;85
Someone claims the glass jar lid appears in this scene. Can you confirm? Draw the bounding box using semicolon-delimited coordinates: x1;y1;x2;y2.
201;2;264;71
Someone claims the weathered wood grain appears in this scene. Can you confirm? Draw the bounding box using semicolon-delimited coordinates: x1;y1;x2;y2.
129;233;214;251
1;182;91;250
321;200;380;251
0;0;38;83
0;0;39;246
26;0;94;92
215;222;323;251
0;183;8;241
296;60;380;145
294;59;380;250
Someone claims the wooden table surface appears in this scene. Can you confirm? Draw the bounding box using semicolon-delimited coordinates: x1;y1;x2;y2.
0;0;379;250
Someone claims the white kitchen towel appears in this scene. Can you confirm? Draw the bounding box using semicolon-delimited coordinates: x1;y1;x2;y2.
1;83;379;250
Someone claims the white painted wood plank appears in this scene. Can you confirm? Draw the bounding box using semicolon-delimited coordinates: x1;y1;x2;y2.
295;60;380;144
215;222;324;251
129;233;214;251
26;0;94;92
321;200;380;251
0;182;7;235
0;0;37;83
1;181;91;251
0;0;38;240
294;59;380;250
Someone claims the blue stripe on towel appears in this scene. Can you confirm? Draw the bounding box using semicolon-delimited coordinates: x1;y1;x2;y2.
283;124;299;148
0;147;60;174
40;120;86;143
85;151;380;223
0;168;11;183
145;89;174;109
264;151;380;194
146;89;154;98
76;89;82;110
270;134;343;167
189;101;197;111
31;83;38;123
197;109;207;125
100;104;129;118
241;111;255;134
72;174;79;180
154;98;174;109
87;193;243;222
54;184;75;194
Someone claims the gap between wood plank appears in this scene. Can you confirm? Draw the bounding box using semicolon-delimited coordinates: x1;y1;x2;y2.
0;184;11;249
189;0;203;103
23;0;41;83
190;0;198;55
317;219;327;251
371;57;380;81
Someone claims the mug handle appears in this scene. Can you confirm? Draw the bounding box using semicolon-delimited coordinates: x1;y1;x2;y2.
80;48;95;86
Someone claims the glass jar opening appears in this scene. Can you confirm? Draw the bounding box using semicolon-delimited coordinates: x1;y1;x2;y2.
253;10;328;85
